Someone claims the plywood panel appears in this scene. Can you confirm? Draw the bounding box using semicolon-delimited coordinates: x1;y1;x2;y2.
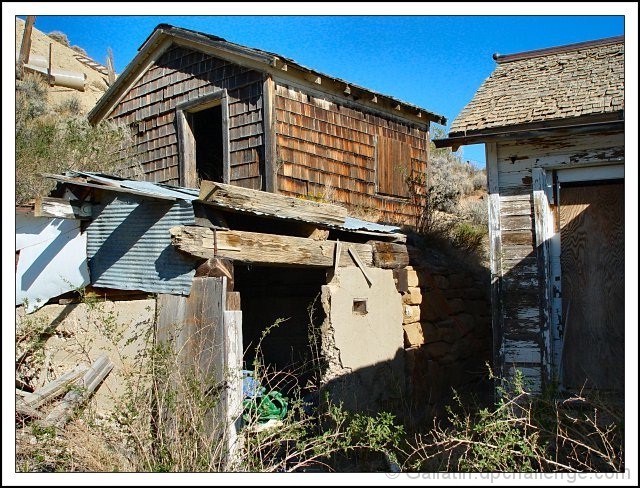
559;181;624;392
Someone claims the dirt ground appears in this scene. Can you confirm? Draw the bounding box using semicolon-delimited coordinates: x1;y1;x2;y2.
15;17;110;114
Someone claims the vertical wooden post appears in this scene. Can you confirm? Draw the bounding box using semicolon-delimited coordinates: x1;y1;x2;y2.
48;42;54;86
223;310;243;469
16;15;36;80
485;142;504;386
220;90;231;185
262;75;277;193
532;167;554;388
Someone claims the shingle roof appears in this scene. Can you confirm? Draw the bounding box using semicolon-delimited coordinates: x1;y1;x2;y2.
449;36;624;136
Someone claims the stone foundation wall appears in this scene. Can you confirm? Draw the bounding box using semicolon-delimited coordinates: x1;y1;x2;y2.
394;250;493;424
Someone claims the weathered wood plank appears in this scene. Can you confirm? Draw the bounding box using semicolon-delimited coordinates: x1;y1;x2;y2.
559;182;624;392
223;310;243;469
171;225;373;268
263;75;277;193
532;167;553;384
226;291;241;311
34;197;92;220
370;241;409;269
486;142;505;383
16;399;42;420
156;277;228;448
198;179;347;226
42;355;114;428
22;364;89;409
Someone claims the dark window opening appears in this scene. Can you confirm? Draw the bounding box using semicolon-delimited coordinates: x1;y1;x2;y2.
352;298;368;315
190;104;224;183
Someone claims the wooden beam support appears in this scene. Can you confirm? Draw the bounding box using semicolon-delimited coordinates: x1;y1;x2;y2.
17;16;35;80
171;225;373;268
348;246;373;286
34;196;92;219
369;241;409;269
263;75;277;193
198;180;347;227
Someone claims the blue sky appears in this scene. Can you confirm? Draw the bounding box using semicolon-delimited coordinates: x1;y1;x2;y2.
7;5;632;167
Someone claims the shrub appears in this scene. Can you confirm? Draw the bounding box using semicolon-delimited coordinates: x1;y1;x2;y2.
47;30;70;46
404;369;625;472
15;74;137;204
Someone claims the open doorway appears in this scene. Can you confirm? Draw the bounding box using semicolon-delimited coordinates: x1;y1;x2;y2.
234;265;327;399
189;104;224;183
177;90;229;188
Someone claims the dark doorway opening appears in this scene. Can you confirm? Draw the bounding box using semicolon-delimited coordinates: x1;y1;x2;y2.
190;104;224;183
234;266;327;398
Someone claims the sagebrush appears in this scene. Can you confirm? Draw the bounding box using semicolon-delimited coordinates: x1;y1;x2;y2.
15;73;138;204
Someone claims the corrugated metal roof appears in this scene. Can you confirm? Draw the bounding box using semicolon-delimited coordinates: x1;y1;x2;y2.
68;171;200;201
342;217;401;234
86;193;197;295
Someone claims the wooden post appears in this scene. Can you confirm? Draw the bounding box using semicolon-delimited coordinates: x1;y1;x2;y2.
348;246;373;286
16;15;36;80
106;47;116;86
532;167;554;388
486;142;505;388
48;42;54;85
263;75;277;193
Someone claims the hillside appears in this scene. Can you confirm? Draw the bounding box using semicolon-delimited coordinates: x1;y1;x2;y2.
15;17;110;114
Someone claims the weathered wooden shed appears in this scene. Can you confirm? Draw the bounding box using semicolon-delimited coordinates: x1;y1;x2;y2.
435;36;625;395
87;24;445;225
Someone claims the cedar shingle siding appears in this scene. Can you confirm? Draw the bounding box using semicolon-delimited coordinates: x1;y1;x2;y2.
109;45;264;189
450;39;624;135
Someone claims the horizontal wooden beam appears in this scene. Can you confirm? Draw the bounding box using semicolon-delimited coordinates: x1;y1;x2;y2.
198;180;347;227
370;241;410;269
170;226;373;268
34;196;92;219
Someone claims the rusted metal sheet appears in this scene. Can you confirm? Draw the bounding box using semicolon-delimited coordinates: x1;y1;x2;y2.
86;193;197;294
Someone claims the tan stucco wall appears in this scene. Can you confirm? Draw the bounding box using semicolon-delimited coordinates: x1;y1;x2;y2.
321;267;404;413
16;299;156;414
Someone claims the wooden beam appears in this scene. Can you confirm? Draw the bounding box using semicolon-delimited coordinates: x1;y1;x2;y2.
532;167;555;387
486;142;506;389
348;247;373;286
198;180;347;227
34;196;92;219
42;355;114;428
16;400;42;420
304;73;322;85
370;241;409;269
22;364;89;409
263;75;277;193
171;226;373;268
17;16;35;80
